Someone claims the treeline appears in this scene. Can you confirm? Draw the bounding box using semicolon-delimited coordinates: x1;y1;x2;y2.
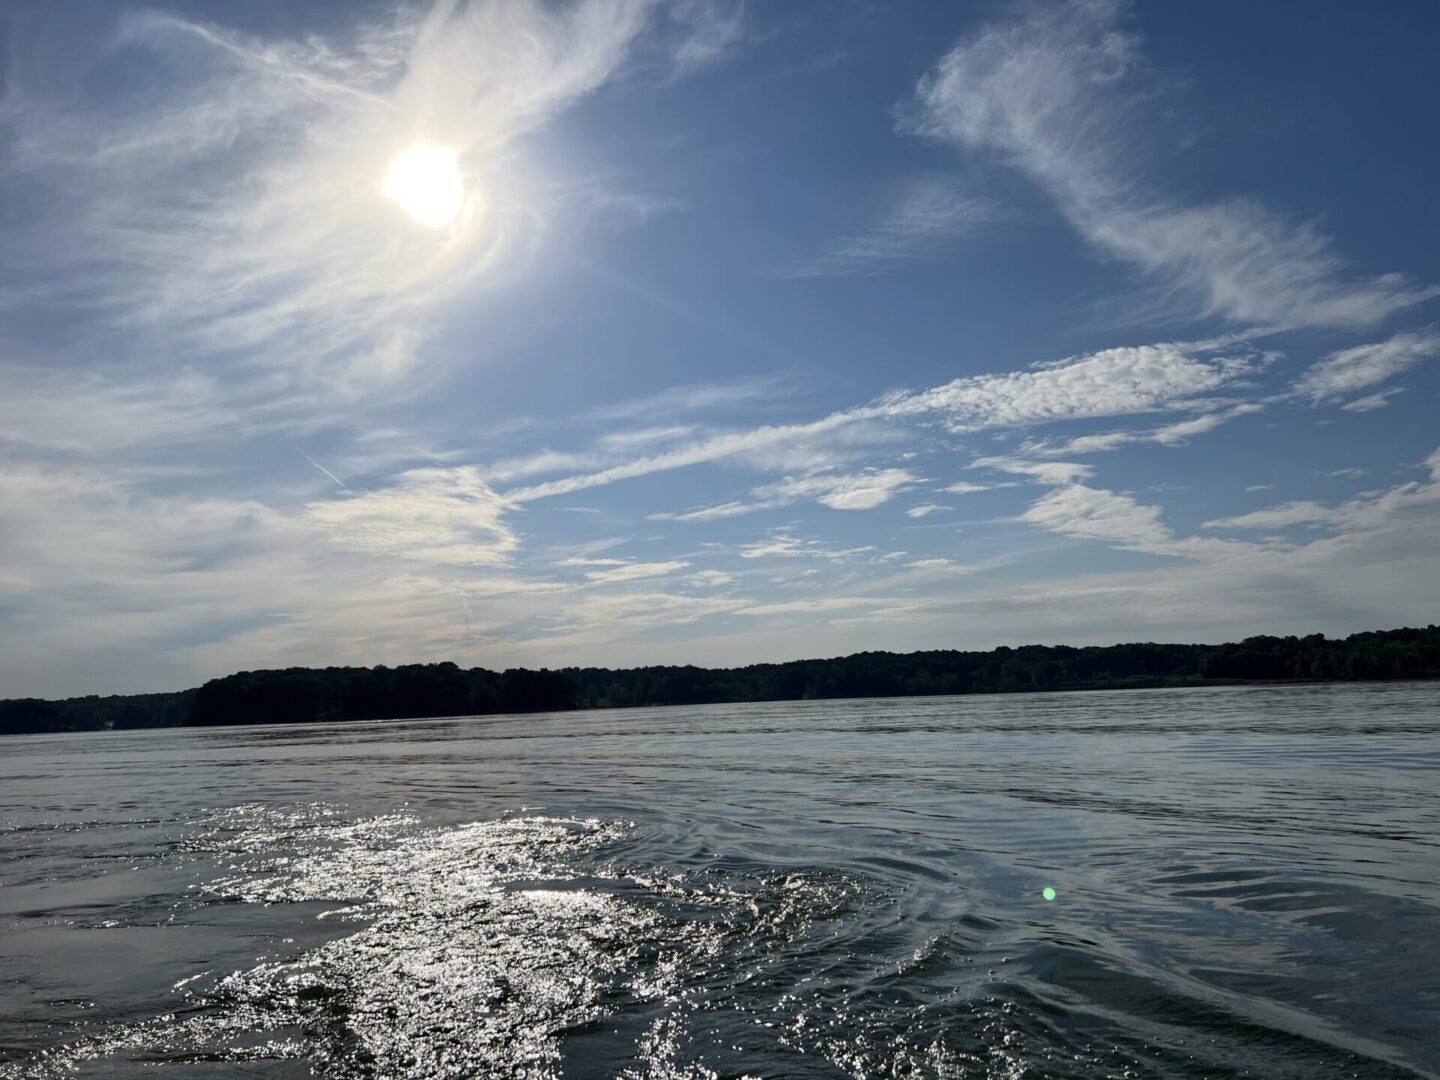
0;690;197;736
2;626;1437;735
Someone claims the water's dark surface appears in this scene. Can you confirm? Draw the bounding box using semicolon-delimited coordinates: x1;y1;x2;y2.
1;682;1438;1078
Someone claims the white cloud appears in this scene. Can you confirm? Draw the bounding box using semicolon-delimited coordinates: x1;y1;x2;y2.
1206;451;1440;533
650;467;916;521
1292;330;1440;404
306;466;516;566
1018;404;1263;457
480;449;1440;672
735;596;881;617
482;426;710;492
1151;411;1250;445
1019;482;1257;561
754;468;918;511
0;367;234;453
1020;484;1169;549
1204;501;1336;531
1029;430;1136;456
906;504;949;518
942;481;999;495
503;341;1255;505
502;342;1256;505
597;425;699;450
737;530;876;561
586;375;790;422
886;344;1248;431
17;440;1430;696
485;448;614;485
724;417;907;474
1340;388;1405;412
688;569;735;587
0;461;484;695
519;589;747;639
506;410;866;502
498;446;1440;672
984;446;1260;562
650;500;761;522
973;457;1095;485
584;560;690;584
667;0;746;77
908;0;1436;328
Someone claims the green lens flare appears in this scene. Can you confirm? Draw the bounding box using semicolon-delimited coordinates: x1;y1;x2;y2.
1042;886;1057;902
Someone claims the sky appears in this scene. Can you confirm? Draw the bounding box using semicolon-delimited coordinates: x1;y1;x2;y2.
2;0;1439;698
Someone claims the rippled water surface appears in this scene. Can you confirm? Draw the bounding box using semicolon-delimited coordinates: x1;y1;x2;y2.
2;682;1438;1078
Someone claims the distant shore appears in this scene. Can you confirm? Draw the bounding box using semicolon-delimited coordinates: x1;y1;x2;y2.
3;625;1437;737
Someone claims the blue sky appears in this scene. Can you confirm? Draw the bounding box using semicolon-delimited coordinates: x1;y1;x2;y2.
3;0;1439;697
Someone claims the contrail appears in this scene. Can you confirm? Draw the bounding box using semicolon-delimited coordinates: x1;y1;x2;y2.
297;447;352;493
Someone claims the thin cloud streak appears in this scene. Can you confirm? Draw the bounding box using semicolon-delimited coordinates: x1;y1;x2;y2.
1292;329;1439;405
907;0;1438;329
777;176;995;279
505;343;1252;502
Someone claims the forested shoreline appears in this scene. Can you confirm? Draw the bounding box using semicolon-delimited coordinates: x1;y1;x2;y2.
3;625;1437;735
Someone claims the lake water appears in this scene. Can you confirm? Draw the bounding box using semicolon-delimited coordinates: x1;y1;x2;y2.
1;682;1437;1078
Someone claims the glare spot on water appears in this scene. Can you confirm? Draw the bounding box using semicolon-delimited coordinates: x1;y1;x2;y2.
5;805;880;1079
1042;887;1057;902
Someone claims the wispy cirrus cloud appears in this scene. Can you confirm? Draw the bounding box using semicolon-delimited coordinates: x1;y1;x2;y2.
665;0;746;78
648;500;760;523
737;528;876;561
942;481;1013;495
306;466;516;566
1206;501;1341;531
966;449;1254;561
753;468;918;511
1340;389;1405;413
1019;483;1251;561
483;379;803;487
1016;404;1263;458
905;504;949;518
2;0;664;397
687;569;735;588
584;560;691;584
971;457;1095;486
509;343;1251;504
652;468;918;522
505;410;871;502
0;366;235;453
777;176;994;279
994;438;1440;571
585;374;793;423
906;0;1437;329
1020;484;1170;550
1205;449;1440;533
1291;329;1439;406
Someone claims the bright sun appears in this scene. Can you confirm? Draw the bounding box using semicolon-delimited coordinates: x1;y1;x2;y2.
385;145;463;227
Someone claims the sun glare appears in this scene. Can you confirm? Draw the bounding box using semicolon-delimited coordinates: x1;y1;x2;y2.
385;145;463;227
